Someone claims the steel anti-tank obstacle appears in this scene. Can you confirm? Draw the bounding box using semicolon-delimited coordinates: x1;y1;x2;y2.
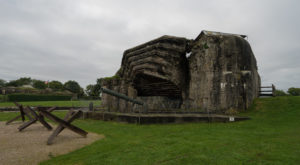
5;102;88;145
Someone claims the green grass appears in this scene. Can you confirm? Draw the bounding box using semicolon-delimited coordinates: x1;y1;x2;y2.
1;96;300;164
0;100;101;107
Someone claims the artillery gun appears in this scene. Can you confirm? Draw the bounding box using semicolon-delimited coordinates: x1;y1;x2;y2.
100;87;145;112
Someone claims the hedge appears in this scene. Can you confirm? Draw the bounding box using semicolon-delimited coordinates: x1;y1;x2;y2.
79;96;101;100
7;94;72;102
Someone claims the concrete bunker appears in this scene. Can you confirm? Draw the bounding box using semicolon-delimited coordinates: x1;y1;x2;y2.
100;30;261;114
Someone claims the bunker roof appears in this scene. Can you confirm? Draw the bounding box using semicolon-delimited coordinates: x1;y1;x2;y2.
195;30;247;41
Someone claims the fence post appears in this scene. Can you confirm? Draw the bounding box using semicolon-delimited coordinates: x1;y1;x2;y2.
272;84;276;97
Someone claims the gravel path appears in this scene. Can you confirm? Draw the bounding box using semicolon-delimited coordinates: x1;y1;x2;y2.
0;121;104;165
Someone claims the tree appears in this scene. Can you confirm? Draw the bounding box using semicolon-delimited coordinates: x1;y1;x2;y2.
5;77;32;87
85;84;95;96
85;78;103;97
49;80;63;91
5;80;19;87
17;77;32;86
274;89;287;96
79;87;85;97
85;84;100;97
287;87;300;96
94;78;102;95
0;79;6;87
32;80;47;89
63;80;81;94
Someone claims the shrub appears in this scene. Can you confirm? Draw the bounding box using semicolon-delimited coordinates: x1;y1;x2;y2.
7;94;72;102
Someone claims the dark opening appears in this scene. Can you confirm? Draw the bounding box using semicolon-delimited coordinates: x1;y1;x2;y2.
133;73;181;99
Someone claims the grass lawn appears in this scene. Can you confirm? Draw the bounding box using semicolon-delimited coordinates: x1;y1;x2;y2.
0;100;101;107
1;96;299;164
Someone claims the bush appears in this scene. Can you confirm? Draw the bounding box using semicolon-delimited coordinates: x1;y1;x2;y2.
274;89;287;96
7;94;72;102
287;87;300;96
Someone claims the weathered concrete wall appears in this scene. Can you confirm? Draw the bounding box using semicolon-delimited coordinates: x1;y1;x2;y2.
100;30;260;113
186;32;260;113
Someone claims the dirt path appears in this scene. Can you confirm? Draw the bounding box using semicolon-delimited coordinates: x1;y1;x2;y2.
0;121;104;165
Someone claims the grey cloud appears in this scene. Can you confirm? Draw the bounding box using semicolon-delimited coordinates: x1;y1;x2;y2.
0;0;299;91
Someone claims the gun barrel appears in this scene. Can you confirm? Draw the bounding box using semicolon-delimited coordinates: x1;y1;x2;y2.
101;88;143;105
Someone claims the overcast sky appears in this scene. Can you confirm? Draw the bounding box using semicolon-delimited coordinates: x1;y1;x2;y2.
0;0;299;91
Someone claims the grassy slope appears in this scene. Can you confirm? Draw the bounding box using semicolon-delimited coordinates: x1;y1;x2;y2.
1;96;299;164
0;100;101;107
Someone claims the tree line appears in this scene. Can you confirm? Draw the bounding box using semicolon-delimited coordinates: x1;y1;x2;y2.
275;88;300;96
2;77;298;97
0;77;104;98
0;77;85;96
